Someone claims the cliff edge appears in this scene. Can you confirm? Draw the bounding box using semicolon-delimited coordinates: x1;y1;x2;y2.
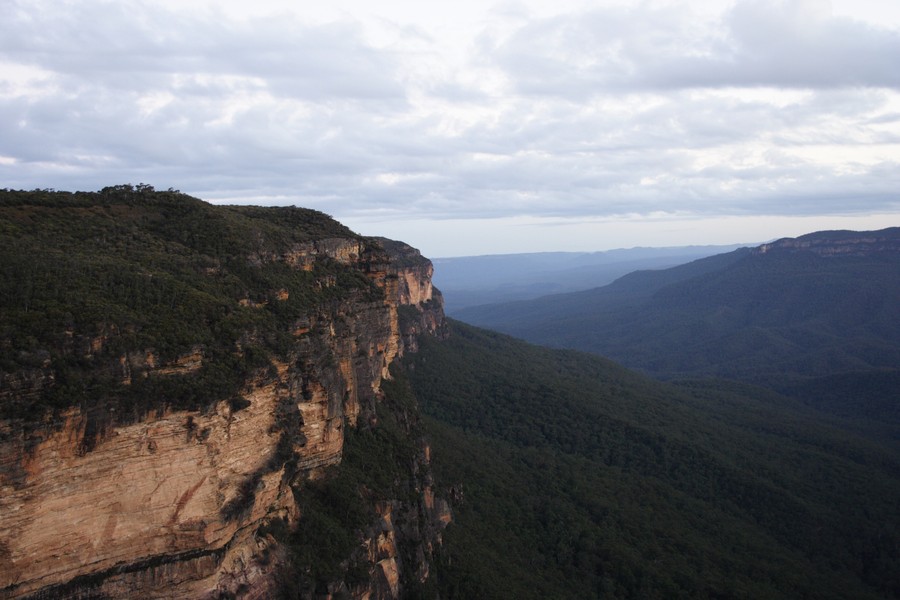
0;186;448;599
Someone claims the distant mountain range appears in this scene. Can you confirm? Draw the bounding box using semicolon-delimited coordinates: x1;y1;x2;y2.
432;244;750;313
456;227;900;423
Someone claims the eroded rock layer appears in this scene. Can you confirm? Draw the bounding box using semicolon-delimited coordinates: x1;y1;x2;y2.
0;190;447;600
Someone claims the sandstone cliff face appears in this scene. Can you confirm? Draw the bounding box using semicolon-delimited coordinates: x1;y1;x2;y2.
754;227;900;257
0;236;447;599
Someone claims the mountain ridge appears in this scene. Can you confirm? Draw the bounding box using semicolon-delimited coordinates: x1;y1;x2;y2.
455;227;900;406
432;243;750;313
755;227;900;255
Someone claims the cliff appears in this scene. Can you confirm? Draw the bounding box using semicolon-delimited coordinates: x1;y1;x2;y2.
754;226;900;256
0;187;448;599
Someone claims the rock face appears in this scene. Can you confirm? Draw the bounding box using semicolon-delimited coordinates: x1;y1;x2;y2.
754;227;900;257
0;197;447;600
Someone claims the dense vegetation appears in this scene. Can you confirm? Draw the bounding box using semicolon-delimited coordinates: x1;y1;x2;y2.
406;320;900;599
1;186;441;597
0;185;379;421
277;370;437;598
456;229;900;424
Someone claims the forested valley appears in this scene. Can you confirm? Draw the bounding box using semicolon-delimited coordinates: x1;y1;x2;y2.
405;320;900;599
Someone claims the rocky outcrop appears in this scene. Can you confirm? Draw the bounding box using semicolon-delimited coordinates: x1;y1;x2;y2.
754;227;900;257
0;234;447;599
252;238;367;271
0;378;298;598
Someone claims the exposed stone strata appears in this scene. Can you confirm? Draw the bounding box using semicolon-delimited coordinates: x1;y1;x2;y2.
0;369;53;409
0;236;446;600
754;227;900;257
118;347;204;385
250;238;366;271
0;372;298;598
325;439;451;600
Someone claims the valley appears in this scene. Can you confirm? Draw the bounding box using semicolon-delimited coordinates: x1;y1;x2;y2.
1;189;897;599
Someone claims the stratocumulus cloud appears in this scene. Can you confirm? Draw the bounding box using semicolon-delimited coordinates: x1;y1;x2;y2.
492;1;900;93
0;0;898;255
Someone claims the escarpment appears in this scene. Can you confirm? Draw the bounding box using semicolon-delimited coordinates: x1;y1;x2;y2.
0;187;448;599
753;226;900;256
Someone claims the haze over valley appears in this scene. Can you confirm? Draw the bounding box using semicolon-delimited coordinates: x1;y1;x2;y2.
2;0;900;597
432;243;751;312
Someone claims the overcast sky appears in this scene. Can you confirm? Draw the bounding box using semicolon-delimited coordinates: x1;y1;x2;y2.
2;0;899;257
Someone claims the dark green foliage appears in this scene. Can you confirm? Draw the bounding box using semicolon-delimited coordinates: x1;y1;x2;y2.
779;369;900;426
0;186;439;596
285;369;426;594
409;320;900;599
456;230;900;424
0;186;381;422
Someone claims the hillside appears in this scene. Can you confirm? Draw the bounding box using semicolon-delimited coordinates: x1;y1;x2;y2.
404;320;900;599
455;228;900;420
0;186;448;598
432;244;748;313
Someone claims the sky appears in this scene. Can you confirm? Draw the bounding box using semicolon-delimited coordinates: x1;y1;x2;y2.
1;0;899;257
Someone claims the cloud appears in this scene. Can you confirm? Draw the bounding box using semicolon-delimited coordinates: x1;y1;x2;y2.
490;0;900;94
0;0;413;189
0;0;898;245
0;1;407;101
